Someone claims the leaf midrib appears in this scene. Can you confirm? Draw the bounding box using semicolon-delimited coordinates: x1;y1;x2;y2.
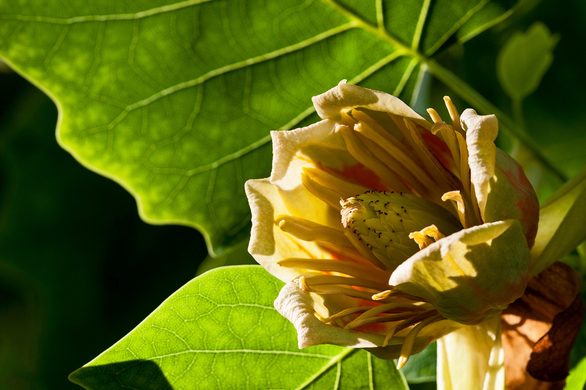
144;0;490;176
296;347;356;390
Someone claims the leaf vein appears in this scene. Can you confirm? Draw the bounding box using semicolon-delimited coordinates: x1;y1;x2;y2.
0;0;215;24
425;0;489;55
147;349;333;360
297;348;356;389
109;22;357;127
411;0;432;50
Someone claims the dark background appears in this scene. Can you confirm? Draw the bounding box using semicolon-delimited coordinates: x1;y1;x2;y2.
0;0;584;388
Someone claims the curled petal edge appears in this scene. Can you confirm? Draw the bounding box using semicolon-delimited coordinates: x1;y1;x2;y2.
269;120;336;188
461;109;539;245
390;220;530;324
312;80;430;129
461;108;498;218
274;280;388;349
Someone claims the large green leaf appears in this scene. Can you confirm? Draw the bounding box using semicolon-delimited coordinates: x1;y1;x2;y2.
0;0;515;252
69;265;408;389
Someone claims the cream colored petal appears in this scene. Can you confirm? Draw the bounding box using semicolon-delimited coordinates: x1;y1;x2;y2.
437;315;504;390
389;220;530;324
485;150;539;246
269;119;337;187
462;110;538;245
246;120;349;282
245;178;333;282
274;280;389;349
461;108;498;218
312;80;430;128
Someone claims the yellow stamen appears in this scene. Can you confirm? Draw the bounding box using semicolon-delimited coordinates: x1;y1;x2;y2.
316;242;377;268
372;289;393;300
454;132;483;224
455;131;470;188
403;119;458;192
303;167;367;198
345;312;418;330
344;302;430;330
301;284;379;300
421;224;444;241
408;231;434;250
383;327;397;347
340;109;357;126
409;224;445;249
303;274;389;290
433;124;460;177
338;126;398;190
278;258;389;284
298;276;310;291
443;96;462;132
301;172;342;210
342;228;388;269
441;190;467;226
426;108;443;124
276;215;348;247
353;117;438;192
357;132;418;195
324;306;374;323
397;314;442;369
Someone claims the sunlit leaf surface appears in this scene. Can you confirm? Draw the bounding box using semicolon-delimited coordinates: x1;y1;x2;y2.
70;266;407;389
0;0;514;252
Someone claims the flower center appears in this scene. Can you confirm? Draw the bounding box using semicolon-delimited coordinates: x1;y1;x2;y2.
340;190;460;271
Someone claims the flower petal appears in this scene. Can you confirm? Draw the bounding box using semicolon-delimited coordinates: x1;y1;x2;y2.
437;315;504;390
246;120;351;282
269;119;337;188
274;280;388;349
389;220;530;324
461;108;498;217
312;80;430;129
461;110;539;246
245;178;333;282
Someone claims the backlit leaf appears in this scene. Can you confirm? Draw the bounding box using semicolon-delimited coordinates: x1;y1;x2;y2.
69;266;407;389
0;0;516;252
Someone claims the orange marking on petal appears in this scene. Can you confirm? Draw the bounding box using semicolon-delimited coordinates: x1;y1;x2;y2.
421;129;454;171
500;164;539;247
356;299;381;308
355;322;387;333
339;164;387;192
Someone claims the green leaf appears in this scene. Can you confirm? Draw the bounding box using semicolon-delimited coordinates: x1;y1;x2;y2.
196;238;254;276
566;357;586;390
531;170;586;276
69;266;408;389
401;343;436;384
0;0;516;252
497;22;558;102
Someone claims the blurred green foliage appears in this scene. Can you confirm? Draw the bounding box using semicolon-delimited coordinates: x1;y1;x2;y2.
0;73;207;388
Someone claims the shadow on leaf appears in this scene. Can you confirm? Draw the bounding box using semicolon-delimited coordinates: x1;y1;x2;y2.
69;360;172;390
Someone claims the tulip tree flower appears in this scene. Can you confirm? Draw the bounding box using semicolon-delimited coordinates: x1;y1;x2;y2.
245;81;584;389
